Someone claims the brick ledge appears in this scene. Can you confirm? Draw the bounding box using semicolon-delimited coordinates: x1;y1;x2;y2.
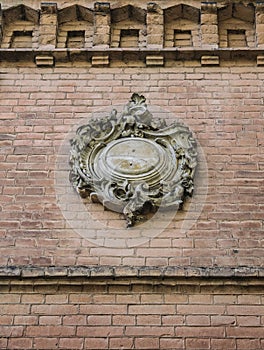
0;266;263;281
0;47;262;65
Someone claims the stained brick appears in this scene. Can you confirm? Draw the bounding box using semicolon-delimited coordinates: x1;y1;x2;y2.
33;338;59;349
109;337;134;349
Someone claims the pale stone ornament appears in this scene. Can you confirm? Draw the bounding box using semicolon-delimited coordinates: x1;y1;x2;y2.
69;94;197;227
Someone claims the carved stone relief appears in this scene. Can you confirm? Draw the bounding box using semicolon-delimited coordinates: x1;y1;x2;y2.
69;94;197;227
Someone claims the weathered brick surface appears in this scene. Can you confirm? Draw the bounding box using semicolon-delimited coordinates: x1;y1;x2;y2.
1;1;264;349
0;66;263;268
0;282;263;349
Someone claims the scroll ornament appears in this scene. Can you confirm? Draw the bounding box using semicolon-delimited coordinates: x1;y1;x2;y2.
69;94;197;227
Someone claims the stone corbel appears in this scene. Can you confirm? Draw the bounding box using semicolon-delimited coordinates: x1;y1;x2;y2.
201;2;218;48
201;55;219;66
0;4;2;44
147;2;163;48
256;2;264;47
39;2;58;49
93;2;111;47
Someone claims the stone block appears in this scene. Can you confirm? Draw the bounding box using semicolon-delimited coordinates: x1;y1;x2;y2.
41;2;57;14
201;55;219;66
94;2;110;13
147;33;163;47
257;32;264;46
146;55;164;66
92;55;109;67
147;2;162;13
94;5;110;46
35;55;54;67
201;1;217;13
201;25;218;35
257;55;264;65
201;13;217;25
93;33;110;47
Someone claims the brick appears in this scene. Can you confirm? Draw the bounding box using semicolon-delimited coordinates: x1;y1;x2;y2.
136;315;161;325
39;316;62;325
59;338;83;349
227;305;264;315
21;294;43;303
45;294;68;304
0;315;13;325
226;326;264;338
14;316;38;325
126;325;174;337
185;338;210;349
0;339;8;349
162;315;184;326
160;338;184;349
186;315;210;325
84;338;108;349
0;293;21;303
135;337;159;349
80;305;127;315
211;315;236;326
109;337;134;349
211;338;236;349
77;326;124;337
0;326;23;337
129;305;176;315
63;315;87;325
7;338;33;349
31;304;78;315
237;316;261;326
177;305;225;315
236;339;261;349
87;315;112;325
26;325;75;337
0;304;30;315
177;326;225;338
33;338;59;349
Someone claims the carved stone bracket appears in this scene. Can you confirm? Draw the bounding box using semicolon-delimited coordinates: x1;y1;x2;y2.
69;94;197;227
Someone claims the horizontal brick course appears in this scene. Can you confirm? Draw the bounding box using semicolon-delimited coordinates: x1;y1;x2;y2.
0;276;263;349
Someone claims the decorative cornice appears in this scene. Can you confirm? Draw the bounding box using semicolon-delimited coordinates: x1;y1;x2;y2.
0;1;263;66
0;266;263;283
0;47;263;67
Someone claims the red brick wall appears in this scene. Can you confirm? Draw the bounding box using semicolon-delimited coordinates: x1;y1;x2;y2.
1;64;263;349
0;65;263;267
0;279;263;350
0;3;264;350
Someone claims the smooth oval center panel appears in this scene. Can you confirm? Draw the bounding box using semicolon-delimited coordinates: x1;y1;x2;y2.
103;138;161;175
